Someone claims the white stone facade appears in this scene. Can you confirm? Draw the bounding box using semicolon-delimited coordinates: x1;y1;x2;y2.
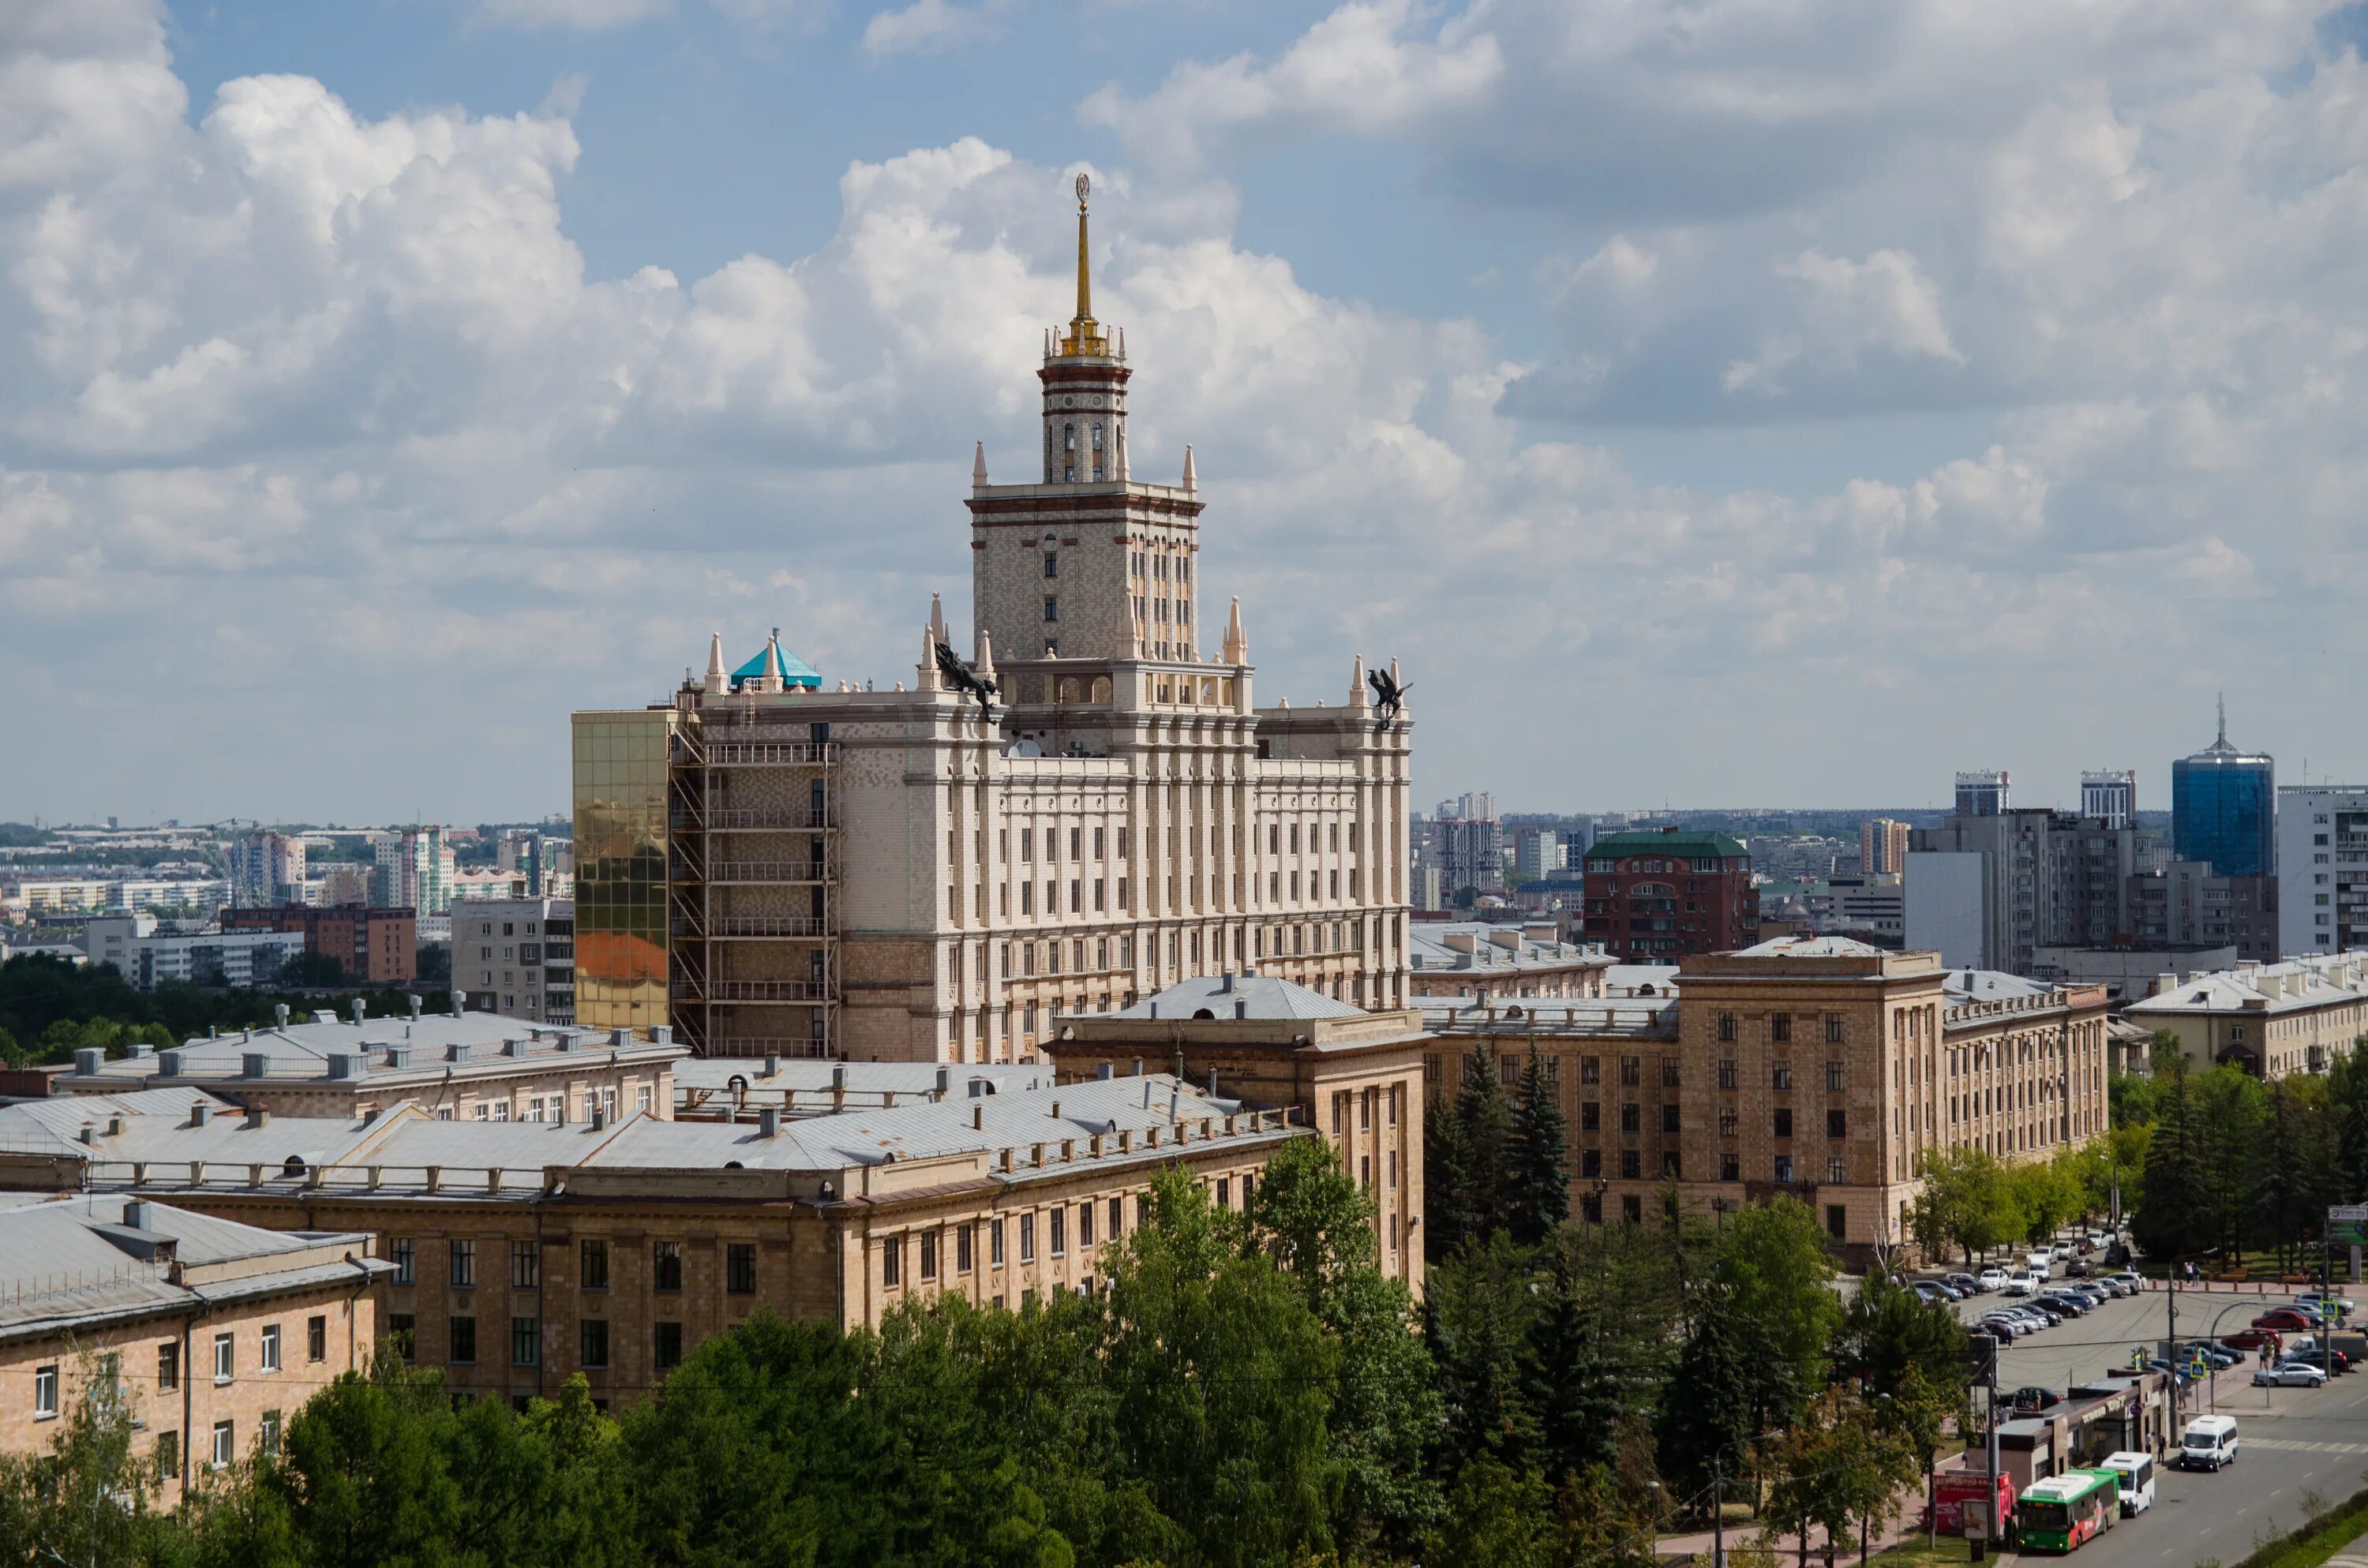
579;190;1414;1064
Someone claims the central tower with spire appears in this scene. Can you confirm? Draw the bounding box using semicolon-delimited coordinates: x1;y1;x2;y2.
969;172;1203;672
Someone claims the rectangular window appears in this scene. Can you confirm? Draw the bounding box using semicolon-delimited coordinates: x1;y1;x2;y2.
213;1332;234;1383
1621;1149;1641;1180
1718;1058;1738;1091
1619;1102;1640;1133
581;1239;609;1289
579;1319;609;1368
1044;595;1058;622
388;1314;415;1361
1020;1213;1037;1263
1718;1012;1737;1042
1579;1056;1601;1085
920;1231;939;1281
512;1316;540;1367
1080;1200;1096;1248
653;1241;684;1292
260;1323;281;1373
957;1223;974;1274
212;1420;234;1470
1824;1014;1845;1044
307;1315;326;1363
34;1364;58;1419
1774;1108;1794;1139
1581;1149;1602;1178
1721;1153;1740;1181
1051;1207;1068;1256
1581;1101;1600;1132
654;1323;684;1374
882;1236;903;1287
1772;1061;1793;1091
1718;1109;1738;1138
1108;1197;1123;1238
1772;1015;1793;1043
991;1218;1006;1267
1826;1060;1845;1093
391;1237;415;1285
154;1431;178;1486
1827;1108;1848;1140
1827;1158;1848;1184
449;1239;476;1289
1662;1103;1680;1135
1826;1203;1847;1241
1619;1056;1641;1086
511;1241;539;1289
727;1243;757;1293
157;1342;179;1391
449;1315;477;1364
1774;1155;1795;1184
1661;1057;1680;1087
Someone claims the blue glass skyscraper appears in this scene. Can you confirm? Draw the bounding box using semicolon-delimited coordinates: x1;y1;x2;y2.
2171;700;2275;876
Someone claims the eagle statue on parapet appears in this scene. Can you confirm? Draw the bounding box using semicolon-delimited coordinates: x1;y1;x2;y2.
1367;666;1411;723
935;641;999;719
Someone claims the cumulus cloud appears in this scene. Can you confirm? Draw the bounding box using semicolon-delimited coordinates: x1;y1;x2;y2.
4;0;2366;817
862;0;1002;57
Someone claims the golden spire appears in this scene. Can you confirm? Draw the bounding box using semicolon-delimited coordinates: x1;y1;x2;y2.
1058;172;1107;357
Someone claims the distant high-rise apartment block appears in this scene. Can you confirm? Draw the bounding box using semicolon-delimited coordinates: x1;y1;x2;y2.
316;863;373;907
2172;703;2274;878
1954;770;2010;817
2080;770;2137;830
1859;818;1910;878
1908;810;2164;973
452;897;575;1024
230;829;306;908
1580;828;1757;959
2276;785;2368;956
571;184;1412;1062
1512;826;1566;881
374;827;454;915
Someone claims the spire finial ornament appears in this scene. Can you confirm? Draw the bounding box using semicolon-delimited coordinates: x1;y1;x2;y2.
1221;596;1246;664
928;592;947;646
972;440;988;490
705;631;728;694
1182;443;1197;492
2217;691;2227;747
1058;172;1108;357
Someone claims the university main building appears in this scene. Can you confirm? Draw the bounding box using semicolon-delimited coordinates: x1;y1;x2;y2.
574;180;1415;1064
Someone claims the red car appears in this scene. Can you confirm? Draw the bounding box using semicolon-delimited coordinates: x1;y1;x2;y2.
2254;1309;2315;1332
2221;1329;2275;1351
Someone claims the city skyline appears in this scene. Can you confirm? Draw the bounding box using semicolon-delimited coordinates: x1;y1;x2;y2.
10;2;2368;823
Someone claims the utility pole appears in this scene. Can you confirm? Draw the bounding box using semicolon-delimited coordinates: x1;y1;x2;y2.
1714;1455;1725;1568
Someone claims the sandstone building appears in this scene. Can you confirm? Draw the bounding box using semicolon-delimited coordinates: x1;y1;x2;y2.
573;179;1413;1065
1421;937;2113;1260
0;1149;387;1506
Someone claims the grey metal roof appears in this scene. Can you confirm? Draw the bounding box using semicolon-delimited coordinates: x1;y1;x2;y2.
673;1058;1042;1100
0;1193;379;1340
57;1010;678;1089
1734;934;1890;959
2126;952;2368;1018
1107;975;1362;1021
1407;923;1610;974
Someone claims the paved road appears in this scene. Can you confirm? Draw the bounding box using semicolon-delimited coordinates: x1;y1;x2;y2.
1942;1272;2368;1568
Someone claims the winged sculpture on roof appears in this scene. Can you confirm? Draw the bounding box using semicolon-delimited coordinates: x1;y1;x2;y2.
935;641;999;719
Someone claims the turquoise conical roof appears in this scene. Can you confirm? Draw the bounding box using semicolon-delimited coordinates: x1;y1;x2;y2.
730;631;821;689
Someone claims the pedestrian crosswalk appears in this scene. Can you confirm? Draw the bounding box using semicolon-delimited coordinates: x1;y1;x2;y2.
2244;1436;2368;1456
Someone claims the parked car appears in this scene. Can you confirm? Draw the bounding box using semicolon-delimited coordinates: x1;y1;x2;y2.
2254;1360;2329;1388
1980;1314;2030;1338
2287;1335;2351;1373
2254;1309;2317;1333
2179;1342;2242;1370
2010;1386;2064;1411
2023;1297;2070;1323
2026;1251;2054;1274
1948;1272;1983;1296
2066;1257;2093;1278
1979;1268;2012;1292
2002;1272;2038;1297
2290;1299;2340;1324
2050;1243;2074;1260
2179;1414;2239;1470
2038;1291;2093;1316
2145;1358;2198;1390
2297;1292;2356;1319
2220;1329;2275;1352
2108;1270;2143;1291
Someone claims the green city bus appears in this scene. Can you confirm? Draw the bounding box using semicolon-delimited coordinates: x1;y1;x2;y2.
2016;1470;2121;1552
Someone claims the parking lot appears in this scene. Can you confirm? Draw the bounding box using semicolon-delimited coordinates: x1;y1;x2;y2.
1931;1259;2368;1568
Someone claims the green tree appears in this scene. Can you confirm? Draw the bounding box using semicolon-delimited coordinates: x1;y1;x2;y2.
1426;1235;1546;1462
1528;1255;1624;1485
2329;1042;2368;1202
1429;1044;1515;1256
1910;1147;2021;1264
2111;1064;2164;1129
1830;1269;1968;1540
2131;1054;2215;1266
1507;1046;1571;1247
0;1353;181;1568
1246;1135;1442;1553
2006;1154;2083;1246
2194;1062;2268;1263
2254;1078;2330;1275
1715;1197;1840;1413
1653;1285;1758;1514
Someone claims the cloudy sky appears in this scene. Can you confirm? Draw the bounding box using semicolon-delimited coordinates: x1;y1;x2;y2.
6;0;2366;825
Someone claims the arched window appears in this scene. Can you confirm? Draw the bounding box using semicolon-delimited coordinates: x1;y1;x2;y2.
1092;423;1103;451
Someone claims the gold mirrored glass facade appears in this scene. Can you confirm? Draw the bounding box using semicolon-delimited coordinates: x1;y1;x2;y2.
571;709;673;1032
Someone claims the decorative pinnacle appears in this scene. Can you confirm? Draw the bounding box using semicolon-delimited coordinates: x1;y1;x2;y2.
1058;172;1107;357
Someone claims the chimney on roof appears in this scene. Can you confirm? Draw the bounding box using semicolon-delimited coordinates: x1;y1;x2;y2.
763;1052;781;1079
590;1108;606;1132
1051;1100;1061;1119
189;1103;210;1128
935;1066;951;1098
653;1027;673;1046
242;1053;268;1080
123;1199;149;1230
1235;999;1247;1020
73;1047;102;1077
77;1125;95;1145
1220;972;1234;994
1148;1001;1158;1020
244;1105;268;1128
758;1107;781;1139
1206;1070;1218;1096
1096;1062;1112;1080
973;1105;984;1130
609;1028;631;1048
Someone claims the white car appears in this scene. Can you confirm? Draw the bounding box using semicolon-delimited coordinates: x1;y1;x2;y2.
2253;1361;2329;1388
2049;1242;2074;1260
1978;1268;2011;1292
2003;1272;2037;1296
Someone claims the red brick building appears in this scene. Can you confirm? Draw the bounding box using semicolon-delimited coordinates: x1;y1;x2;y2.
220;904;416;984
1581;829;1758;960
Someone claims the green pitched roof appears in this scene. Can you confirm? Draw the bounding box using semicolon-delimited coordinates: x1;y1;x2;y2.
1584;829;1748;863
